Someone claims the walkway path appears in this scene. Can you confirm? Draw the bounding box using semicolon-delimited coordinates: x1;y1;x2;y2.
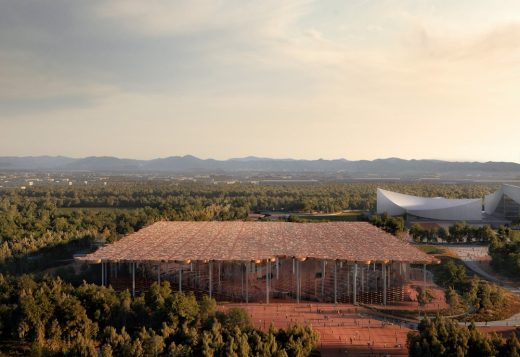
447;245;520;327
446;245;520;295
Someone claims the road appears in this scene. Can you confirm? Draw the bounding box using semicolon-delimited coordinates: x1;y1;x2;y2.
447;245;520;327
446;245;520;295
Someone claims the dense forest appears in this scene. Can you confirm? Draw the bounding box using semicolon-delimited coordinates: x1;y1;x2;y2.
407;316;519;356
0;181;518;356
409;222;500;243
0;275;319;356
369;213;406;235
489;234;520;279
410;223;520;278
1;181;496;213
0;182;498;271
429;256;509;321
0;181;517;281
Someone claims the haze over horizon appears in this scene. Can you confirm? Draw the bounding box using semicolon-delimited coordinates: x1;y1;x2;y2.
1;154;520;165
1;1;520;163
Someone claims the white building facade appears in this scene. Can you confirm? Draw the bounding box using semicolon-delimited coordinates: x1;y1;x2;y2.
377;188;483;221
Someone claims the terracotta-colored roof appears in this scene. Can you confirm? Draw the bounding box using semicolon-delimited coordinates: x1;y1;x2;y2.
79;221;436;264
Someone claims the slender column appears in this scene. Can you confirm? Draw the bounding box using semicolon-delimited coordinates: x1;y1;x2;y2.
299;260;302;303
218;262;221;290
300;261;303;301
179;268;182;293
382;263;387;306
276;258;279;280
345;264;349;296
366;266;370;292
334;261;337;304
294;259;297;300
296;260;300;303
241;263;244;296
321;260;326;297
292;258;295;274
196;264;200;288
157;263;161;284
266;260;270;304
209;261;213;298
366;266;369;292
388;264;391;288
353;263;358;305
361;266;364;293
245;263;249;303
132;262;135;297
101;262;104;287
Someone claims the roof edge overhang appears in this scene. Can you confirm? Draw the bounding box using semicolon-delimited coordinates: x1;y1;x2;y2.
76;255;438;265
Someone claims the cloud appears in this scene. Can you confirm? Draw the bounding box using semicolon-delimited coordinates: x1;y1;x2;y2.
94;0;313;38
404;22;520;63
0;50;118;116
392;22;520;98
0;0;320;104
0;0;519;162
2;0;519;106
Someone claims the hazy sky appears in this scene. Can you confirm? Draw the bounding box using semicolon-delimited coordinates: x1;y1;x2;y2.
1;0;520;162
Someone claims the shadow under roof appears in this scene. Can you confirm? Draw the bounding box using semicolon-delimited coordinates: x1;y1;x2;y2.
79;221;436;264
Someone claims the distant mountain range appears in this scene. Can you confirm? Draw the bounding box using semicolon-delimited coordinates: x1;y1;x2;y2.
0;155;519;176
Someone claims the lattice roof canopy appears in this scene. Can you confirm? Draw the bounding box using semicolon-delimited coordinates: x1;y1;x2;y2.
79;221;436;264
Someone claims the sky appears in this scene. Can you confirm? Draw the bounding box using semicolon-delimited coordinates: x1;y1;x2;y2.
1;0;520;162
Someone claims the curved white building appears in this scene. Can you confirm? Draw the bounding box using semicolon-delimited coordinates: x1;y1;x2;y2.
377;188;482;221
484;184;520;219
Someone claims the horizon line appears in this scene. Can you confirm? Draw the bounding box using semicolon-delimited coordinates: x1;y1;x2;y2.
1;154;519;164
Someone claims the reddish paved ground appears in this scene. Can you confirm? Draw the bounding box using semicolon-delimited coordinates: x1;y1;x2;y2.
220;302;412;356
